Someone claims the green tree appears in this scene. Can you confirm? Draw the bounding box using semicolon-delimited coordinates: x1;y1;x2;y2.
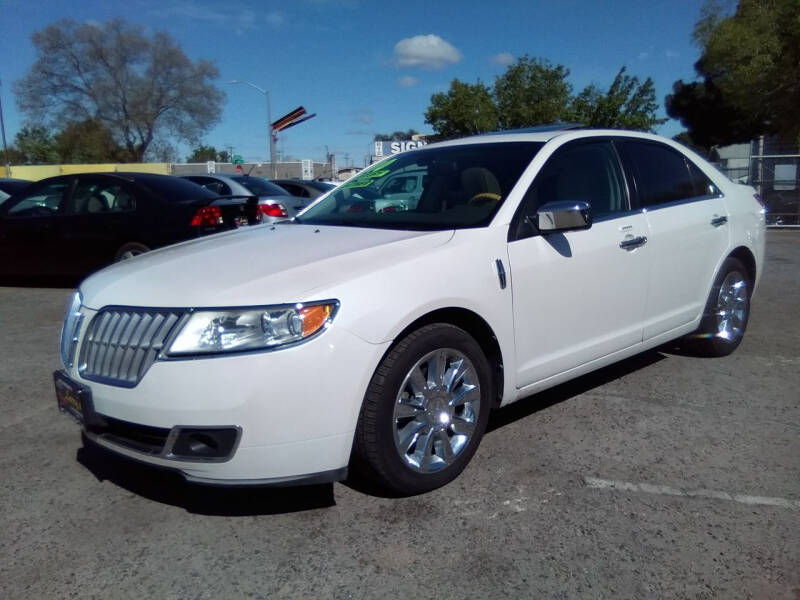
12;126;58;164
493;56;572;129
374;129;419;141
424;80;498;139
186;145;220;162
15;18;225;162
570;67;666;131
55;119;128;163
666;0;800;147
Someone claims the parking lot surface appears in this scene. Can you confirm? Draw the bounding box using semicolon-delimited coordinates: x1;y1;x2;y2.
1;231;798;599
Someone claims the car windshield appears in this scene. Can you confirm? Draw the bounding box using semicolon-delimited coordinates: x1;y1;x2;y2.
231;176;289;196
296;142;542;230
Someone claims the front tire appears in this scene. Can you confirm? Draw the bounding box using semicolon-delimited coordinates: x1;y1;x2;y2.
686;256;751;356
353;323;492;495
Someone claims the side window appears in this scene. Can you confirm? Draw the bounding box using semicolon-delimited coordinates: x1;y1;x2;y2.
686;160;721;198
5;181;70;217
68;181;135;214
620;141;695;207
516;141;626;237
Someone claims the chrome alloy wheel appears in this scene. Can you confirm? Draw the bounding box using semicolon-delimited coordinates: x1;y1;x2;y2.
392;348;481;473
714;271;748;340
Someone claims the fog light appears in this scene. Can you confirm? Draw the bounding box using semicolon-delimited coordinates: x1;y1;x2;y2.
169;427;239;460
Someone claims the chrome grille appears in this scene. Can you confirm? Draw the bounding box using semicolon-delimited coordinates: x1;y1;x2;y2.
79;308;185;387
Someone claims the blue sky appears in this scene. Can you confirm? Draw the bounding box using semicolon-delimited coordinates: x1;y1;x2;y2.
0;0;706;167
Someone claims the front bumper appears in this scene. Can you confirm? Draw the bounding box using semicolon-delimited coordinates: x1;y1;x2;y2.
61;319;390;484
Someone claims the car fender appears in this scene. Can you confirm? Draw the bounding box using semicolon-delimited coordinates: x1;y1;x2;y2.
310;226;520;406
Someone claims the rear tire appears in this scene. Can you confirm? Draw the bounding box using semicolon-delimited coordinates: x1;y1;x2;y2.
685;257;751;356
353;323;492;495
114;242;150;262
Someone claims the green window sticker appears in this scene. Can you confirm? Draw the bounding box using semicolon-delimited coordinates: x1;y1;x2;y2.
341;159;398;189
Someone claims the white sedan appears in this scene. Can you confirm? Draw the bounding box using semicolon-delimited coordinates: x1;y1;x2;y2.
55;128;766;495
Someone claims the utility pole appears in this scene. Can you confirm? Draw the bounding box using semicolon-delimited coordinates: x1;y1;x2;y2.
0;78;10;177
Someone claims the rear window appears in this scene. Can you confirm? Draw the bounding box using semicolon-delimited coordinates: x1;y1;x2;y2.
141;176;219;201
230;177;289;196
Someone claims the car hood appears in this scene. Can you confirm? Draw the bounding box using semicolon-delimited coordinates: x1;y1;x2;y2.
80;224;454;309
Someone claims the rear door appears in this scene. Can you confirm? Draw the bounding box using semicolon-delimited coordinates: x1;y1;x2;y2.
616;139;729;340
55;175;141;273
507;139;650;387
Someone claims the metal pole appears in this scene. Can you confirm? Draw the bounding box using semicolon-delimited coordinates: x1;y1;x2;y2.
266;90;276;179
229;80;276;178
0;78;10;177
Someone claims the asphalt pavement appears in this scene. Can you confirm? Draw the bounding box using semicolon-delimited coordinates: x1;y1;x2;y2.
1;231;798;599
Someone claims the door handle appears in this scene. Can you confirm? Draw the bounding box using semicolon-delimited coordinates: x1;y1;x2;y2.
619;235;647;250
710;215;728;227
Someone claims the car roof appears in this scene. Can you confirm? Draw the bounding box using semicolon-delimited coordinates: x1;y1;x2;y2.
421;127;682;150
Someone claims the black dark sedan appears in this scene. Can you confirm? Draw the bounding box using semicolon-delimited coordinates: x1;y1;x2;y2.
0;172;258;277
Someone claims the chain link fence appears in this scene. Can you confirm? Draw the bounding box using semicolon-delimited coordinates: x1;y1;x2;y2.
717;139;800;227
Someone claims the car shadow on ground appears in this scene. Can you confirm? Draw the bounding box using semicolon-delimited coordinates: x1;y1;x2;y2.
76;437;336;516
486;349;666;433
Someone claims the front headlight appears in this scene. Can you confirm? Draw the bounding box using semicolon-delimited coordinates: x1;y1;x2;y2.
167;301;339;356
60;291;83;367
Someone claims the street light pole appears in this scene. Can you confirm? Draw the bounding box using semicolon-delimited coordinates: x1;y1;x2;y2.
0;78;11;177
229;80;276;178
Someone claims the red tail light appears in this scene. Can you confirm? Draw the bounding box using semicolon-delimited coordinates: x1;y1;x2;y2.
190;206;224;227
257;203;288;219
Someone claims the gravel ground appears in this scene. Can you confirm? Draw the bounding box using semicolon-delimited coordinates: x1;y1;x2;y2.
1;231;798;599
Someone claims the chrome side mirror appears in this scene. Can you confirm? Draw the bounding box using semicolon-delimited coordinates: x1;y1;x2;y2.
533;201;592;233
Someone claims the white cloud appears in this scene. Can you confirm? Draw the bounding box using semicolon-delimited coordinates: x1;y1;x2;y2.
393;34;462;69
490;52;514;66
265;11;285;27
397;76;419;87
159;1;279;31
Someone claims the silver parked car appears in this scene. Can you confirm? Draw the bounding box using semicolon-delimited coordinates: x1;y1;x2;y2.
181;174;309;223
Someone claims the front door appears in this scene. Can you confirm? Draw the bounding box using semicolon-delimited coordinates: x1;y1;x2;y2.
507;140;650;388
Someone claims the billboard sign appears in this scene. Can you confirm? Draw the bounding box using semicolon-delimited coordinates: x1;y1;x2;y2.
373;140;427;158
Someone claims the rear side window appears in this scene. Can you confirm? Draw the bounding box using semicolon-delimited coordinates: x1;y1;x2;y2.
69;181;135;214
686;161;721;198
620;141;695;207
